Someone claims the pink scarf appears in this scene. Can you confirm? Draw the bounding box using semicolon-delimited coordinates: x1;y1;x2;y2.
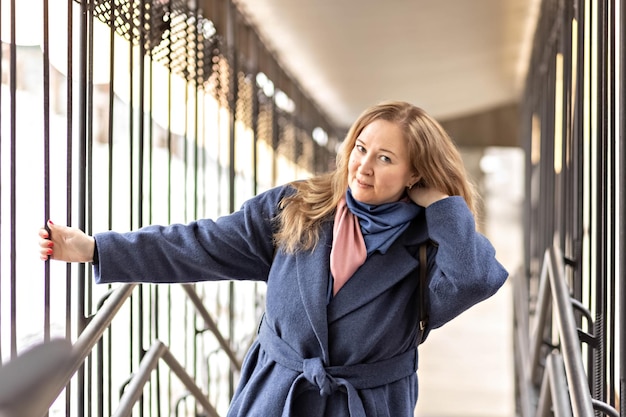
330;197;367;295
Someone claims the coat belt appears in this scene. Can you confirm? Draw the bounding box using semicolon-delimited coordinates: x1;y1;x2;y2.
257;318;418;417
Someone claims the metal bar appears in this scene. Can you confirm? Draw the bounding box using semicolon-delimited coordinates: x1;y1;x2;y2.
0;339;73;417
535;352;574;417
535;362;552;417
22;284;137;417
9;0;17;360
530;250;552;385
226;1;238;399
547;353;574;417
513;270;536;417
592;0;612;409
42;0;52;345
113;340;221;417
590;400;620;417
605;0;618;410
0;0;5;361
77;1;90;414
65;0;76;412
113;341;167;417
181;284;242;371
161;342;221;417
617;0;626;417
548;246;594;417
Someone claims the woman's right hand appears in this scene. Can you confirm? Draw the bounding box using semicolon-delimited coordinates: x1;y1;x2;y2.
38;220;95;263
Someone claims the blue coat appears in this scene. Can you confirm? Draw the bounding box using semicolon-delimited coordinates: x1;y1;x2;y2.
93;185;508;417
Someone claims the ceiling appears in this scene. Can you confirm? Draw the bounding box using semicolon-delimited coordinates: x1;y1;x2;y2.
232;0;540;131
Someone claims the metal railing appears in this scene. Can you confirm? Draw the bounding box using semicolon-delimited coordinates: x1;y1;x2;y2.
0;0;338;415
514;245;619;417
0;282;249;417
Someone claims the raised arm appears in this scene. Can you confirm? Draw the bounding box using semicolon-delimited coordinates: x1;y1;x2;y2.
422;196;508;329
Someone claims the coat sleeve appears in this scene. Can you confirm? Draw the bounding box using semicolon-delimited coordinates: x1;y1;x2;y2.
423;196;508;329
92;185;292;285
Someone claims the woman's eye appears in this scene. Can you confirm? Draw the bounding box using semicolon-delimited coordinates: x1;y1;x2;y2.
380;155;391;163
356;144;366;153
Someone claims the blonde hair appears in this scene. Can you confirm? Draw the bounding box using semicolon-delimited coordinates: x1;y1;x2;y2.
274;100;478;253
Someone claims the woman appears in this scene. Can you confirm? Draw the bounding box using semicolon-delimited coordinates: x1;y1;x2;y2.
39;100;508;416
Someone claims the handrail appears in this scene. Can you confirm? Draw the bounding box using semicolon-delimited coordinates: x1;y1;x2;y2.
535;352;573;417
0;339;74;417
513;267;537;416
0;283;136;417
546;245;594;417
113;340;220;417
0;281;236;417
516;245;620;417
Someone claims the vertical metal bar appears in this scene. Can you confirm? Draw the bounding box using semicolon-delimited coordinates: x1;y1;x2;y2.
571;0;585;328
77;1;89;415
193;7;200;222
582;0;596;389
0;0;4;367
226;0;238;400
605;0;617;410
65;0;75;412
86;3;97;415
593;0;608;411
138;0;146;231
251;38;259;196
125;2;137;411
165;6;174;411
138;3;147;415
9;0;17;361
104;3;117;414
617;0;626;416
42;0;52;345
146;19;159;417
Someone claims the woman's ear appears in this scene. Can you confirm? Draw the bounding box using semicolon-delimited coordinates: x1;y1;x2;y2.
408;173;421;189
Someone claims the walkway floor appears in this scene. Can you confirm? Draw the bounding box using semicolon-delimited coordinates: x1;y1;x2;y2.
414;147;522;417
414;281;515;417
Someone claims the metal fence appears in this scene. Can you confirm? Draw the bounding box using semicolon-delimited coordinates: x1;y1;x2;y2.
516;0;624;415
0;0;338;415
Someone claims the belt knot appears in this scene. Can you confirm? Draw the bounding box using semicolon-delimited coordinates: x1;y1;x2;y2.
302;357;338;397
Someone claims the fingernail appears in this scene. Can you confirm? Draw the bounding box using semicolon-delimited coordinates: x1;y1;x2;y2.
47;249;53;255
48;242;54;247
48;220;54;225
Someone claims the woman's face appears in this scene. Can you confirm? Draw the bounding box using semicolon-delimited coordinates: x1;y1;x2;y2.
347;119;418;205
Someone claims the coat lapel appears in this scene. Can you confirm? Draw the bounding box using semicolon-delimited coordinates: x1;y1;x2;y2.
327;218;430;324
292;216;431;353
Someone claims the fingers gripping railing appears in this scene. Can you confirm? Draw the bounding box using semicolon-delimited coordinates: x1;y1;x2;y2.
517;245;620;417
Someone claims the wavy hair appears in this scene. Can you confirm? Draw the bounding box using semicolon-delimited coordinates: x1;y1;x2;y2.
274;100;478;253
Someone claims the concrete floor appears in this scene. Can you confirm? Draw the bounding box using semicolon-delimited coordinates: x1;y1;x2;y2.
414;147;523;417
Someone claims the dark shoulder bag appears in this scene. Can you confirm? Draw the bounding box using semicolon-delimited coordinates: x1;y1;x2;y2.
417;242;430;345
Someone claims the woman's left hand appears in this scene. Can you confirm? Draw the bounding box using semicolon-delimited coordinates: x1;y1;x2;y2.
407;186;449;208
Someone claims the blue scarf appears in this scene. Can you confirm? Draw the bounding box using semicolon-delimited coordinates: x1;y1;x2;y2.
345;188;422;255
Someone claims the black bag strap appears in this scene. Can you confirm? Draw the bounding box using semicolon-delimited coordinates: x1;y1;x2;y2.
417;242;429;345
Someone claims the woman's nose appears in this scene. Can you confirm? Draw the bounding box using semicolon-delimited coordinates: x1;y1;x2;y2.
358;155;374;176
